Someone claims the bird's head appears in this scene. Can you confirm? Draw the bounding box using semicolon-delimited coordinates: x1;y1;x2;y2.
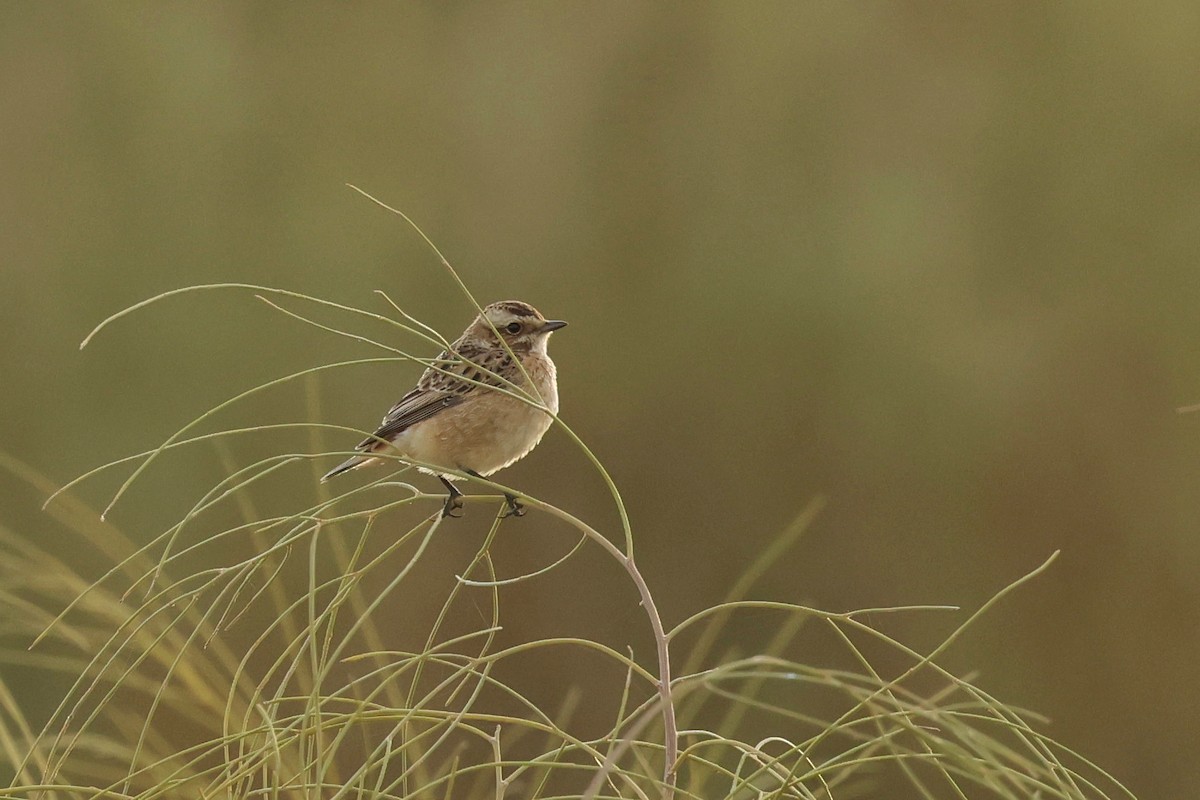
470;300;567;353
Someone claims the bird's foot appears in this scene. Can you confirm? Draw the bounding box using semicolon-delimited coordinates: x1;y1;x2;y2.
442;493;465;518
439;476;466;519
502;493;526;518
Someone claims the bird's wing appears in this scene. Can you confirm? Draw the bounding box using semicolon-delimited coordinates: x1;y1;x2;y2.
355;343;514;450
357;388;464;449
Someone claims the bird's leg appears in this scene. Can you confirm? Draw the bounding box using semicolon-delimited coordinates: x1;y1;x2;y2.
438;475;464;518
465;469;525;518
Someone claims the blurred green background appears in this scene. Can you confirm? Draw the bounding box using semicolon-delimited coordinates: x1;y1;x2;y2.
3;3;1199;796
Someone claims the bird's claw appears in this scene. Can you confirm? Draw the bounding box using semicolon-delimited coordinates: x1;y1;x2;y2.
442;494;465;518
502;494;526;518
439;475;466;519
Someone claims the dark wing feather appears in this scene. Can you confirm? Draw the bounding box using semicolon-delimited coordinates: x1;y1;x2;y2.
354;342;511;451
323;340;519;481
360;389;463;448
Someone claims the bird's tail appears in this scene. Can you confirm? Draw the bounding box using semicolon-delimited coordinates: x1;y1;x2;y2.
321;455;370;482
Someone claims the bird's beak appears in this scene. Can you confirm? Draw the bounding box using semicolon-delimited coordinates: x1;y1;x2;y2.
541;320;568;332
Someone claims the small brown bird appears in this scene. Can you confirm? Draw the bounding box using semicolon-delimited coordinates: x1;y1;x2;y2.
322;300;566;518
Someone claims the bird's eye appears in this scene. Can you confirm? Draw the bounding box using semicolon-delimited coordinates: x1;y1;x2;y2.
505;322;522;334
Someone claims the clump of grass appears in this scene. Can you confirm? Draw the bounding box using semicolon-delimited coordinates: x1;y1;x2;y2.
0;192;1137;799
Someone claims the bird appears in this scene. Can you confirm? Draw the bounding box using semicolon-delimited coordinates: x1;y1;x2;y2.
322;300;566;518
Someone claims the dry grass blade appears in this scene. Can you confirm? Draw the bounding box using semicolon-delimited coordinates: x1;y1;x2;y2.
1;200;1137;800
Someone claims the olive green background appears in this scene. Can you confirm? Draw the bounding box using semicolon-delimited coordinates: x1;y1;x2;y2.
3;4;1199;796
